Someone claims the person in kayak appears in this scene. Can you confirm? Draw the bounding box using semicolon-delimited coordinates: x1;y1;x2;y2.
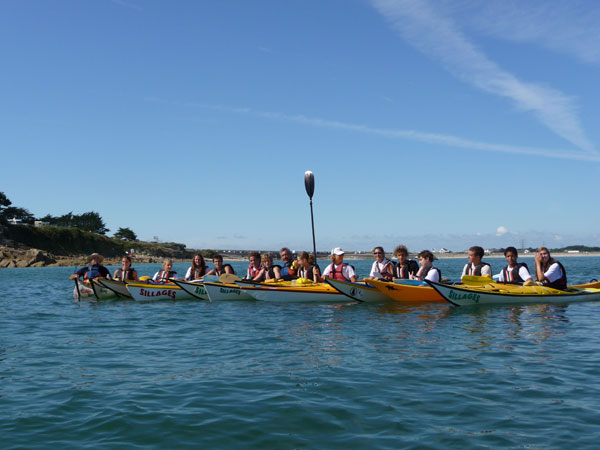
322;247;357;282
70;253;111;281
185;253;208;281
206;254;235;277
392;245;419;280
153;259;177;283
246;251;262;279
253;253;282;281
411;250;441;282
296;251;322;282
497;247;532;284
461;246;492;278
279;247;298;280
368;246;394;280
113;255;138;281
535;246;567;289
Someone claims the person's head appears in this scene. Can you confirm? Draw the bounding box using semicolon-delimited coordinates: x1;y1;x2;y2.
537;246;551;266
121;255;132;268
393;245;409;264
504;246;518;267
261;252;273;267
87;253;104;265
373;246;385;262
162;259;173;271
298;251;310;267
331;247;345;264
280;247;292;264
192;253;206;269
248;251;261;267
418;250;434;268
468;246;484;265
212;254;224;268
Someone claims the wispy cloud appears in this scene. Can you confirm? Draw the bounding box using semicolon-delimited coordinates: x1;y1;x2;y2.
176;101;600;162
457;0;600;65
370;0;596;154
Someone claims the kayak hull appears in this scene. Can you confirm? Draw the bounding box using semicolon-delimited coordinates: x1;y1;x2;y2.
125;282;196;301
325;279;391;303
73;279;116;301
427;280;600;306
203;282;255;301
170;279;210;300
368;279;445;302
96;279;133;298
243;283;355;303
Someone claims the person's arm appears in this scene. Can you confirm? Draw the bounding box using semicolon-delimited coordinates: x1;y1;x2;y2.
425;268;440;283
185;267;192;281
131;270;139;281
519;266;532;282
481;264;492;277
461;264;468;278
369;261;377;278
273;266;282;279
205;268;216;276
497;270;505;283
346;265;357;282
543;263;562;283
534;252;545;281
313;266;322;283
253;268;266;281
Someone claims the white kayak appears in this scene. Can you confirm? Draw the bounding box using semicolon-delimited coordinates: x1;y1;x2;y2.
96;278;133;298
125;282;197;301
242;283;355;303
203;281;255;301
427;280;600;307
325;278;391;303
170;279;210;300
73;279;116;301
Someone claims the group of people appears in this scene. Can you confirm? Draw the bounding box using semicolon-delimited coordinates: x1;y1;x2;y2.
70;244;568;290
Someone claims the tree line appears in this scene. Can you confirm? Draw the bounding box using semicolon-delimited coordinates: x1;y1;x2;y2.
1;192;137;241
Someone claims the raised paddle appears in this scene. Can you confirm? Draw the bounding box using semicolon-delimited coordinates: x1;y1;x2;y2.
219;273;241;284
304;170;317;260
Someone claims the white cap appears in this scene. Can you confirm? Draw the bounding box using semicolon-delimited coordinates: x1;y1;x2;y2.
331;247;345;256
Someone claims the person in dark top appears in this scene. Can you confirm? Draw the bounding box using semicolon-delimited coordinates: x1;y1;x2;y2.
461;246;492;278
392;245;419;280
279;247;297;281
297;251;321;283
70;253;111;281
206;254;235;277
253;253;282;281
535;246;567;289
113;254;138;281
497;247;531;284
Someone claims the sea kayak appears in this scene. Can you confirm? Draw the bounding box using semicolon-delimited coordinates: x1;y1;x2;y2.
125;281;197;301
427;280;600;306
367;278;445;302
242;282;355;303
325;278;392;303
203;281;255;301
170;279;210;300
73;279;116;301
96;278;133;298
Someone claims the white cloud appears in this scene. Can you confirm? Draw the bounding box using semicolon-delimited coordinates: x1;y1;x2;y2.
496;226;508;236
370;0;596;154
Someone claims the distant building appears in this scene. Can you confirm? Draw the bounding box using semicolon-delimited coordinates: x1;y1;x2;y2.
34;220;49;227
8;218;23;225
567;250;580;253
438;248;450;253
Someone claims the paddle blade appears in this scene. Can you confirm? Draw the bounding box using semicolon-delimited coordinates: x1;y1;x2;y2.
304;170;315;198
219;273;241;283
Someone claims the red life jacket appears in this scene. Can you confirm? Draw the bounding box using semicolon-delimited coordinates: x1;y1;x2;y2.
115;268;135;281
501;263;529;283
156;270;176;283
373;259;394;280
416;265;441;281
326;263;350;281
248;264;263;279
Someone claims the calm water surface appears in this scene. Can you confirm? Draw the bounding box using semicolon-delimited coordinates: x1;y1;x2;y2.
2;257;600;449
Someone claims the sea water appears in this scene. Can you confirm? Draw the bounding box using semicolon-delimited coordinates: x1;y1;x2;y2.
2;257;600;449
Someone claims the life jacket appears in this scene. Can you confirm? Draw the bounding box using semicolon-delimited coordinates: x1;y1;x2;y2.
326;263;350;281
465;262;491;276
83;265;103;280
214;264;234;276
501;263;529;284
264;265;282;280
416;265;441;281
156;270;176;283
373;259;394;280
299;265;316;280
280;261;297;281
395;260;419;279
115;267;136;281
248;264;263;279
542;259;567;290
188;266;207;280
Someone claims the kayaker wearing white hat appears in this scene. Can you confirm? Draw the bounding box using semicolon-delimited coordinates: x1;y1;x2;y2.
69;253;111;281
322;247;357;282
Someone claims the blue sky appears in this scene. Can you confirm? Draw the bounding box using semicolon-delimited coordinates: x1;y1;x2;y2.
2;0;600;252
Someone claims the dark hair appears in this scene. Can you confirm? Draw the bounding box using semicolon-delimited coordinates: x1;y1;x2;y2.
122;255;132;263
212;254;223;261
504;246;518;257
372;246;385;255
469;246;484;258
280;247;292;255
248;251;260;261
418;250;434;262
393;245;409;257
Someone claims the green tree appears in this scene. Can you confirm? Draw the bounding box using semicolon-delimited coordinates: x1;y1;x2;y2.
2;206;35;224
73;211;109;235
0;192;13;223
114;227;137;241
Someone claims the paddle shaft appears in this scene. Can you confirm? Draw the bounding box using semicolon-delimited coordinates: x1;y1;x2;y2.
304;171;317;259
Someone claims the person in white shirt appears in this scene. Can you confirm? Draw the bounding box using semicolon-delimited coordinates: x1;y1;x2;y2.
461;246;492;278
322;247;357;282
411;250;441;282
497;247;532;284
535;246;567;289
368;246;394;280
